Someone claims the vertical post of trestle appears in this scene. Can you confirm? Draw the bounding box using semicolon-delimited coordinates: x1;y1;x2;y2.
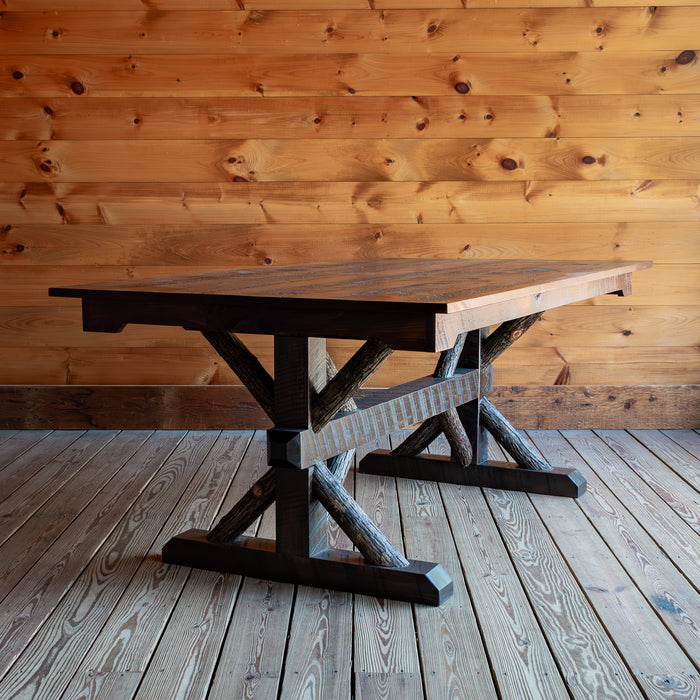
275;466;314;557
272;336;329;555
457;328;490;465
273;336;327;429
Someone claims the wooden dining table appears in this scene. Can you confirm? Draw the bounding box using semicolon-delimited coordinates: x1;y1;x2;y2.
50;257;650;606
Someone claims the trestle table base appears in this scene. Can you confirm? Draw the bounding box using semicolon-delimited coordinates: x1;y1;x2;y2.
359;450;587;498
162;529;452;606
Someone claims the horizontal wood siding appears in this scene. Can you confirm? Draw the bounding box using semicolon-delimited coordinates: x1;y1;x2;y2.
1;2;698;426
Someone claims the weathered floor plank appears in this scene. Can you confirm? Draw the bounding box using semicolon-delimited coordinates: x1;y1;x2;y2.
530;432;700;698
0;430;697;700
630;429;700;492
0;431;119;545
0;431;152;605
0;430;84;504
595;430;700;534
57;430;248;700
278;587;353;700
0;430;20;449
529;431;700;668
430;436;570;700
0;431;188;694
484;438;643;700
0;430;54;479
562;430;700;587
354;436;423;700
662;430;700;456
394;433;498;700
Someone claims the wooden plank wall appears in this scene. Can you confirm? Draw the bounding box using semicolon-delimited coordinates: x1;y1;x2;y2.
0;0;698;426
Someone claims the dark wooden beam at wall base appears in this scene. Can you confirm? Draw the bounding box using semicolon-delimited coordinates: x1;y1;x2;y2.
359;450;587;498
1;384;697;430
162;529;453;606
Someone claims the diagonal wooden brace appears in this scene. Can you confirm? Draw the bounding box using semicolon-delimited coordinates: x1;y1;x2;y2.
208;352;357;546
481;313;543;367
207;458;407;567
391;417;443;458
309;353;358;552
391;332;469;458
311;339;393;432
437;408;473;466
391;315;543;459
312;461;409;568
480;398;551;472
202;330;275;421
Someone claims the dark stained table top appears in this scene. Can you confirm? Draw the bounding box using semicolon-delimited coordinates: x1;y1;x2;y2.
50;258;651;351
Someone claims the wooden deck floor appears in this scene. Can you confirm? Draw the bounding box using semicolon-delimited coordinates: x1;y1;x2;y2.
0;428;698;699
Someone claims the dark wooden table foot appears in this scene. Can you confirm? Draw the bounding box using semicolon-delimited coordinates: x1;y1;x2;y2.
359;450;587;498
162;529;453;606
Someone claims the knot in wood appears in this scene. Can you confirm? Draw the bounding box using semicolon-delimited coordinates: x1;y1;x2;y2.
509;329;524;341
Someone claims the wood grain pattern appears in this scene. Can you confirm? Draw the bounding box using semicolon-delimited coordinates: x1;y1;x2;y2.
0;429;70;488
0;0;696;401
3;9;699;55
1;384;697;431
428;438;571;698
0;431;149;604
5;96;700;140
663;430;700;454
3;0;699;8
3;181;698;224
595;429;700;534
392;433;498;699
4;137;700;182
279;586;352;700
0;345;697;387
3;263;694;309
0;430;119;547
629;429;700;490
482;483;644;698
0;429;208;686
54;430;246;700
48;258;650;312
132;569;242;700
0;429;698;697
529;430;700;669
2;223;696;265
490;384;700;429
2;52;699;98
563;430;700;584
